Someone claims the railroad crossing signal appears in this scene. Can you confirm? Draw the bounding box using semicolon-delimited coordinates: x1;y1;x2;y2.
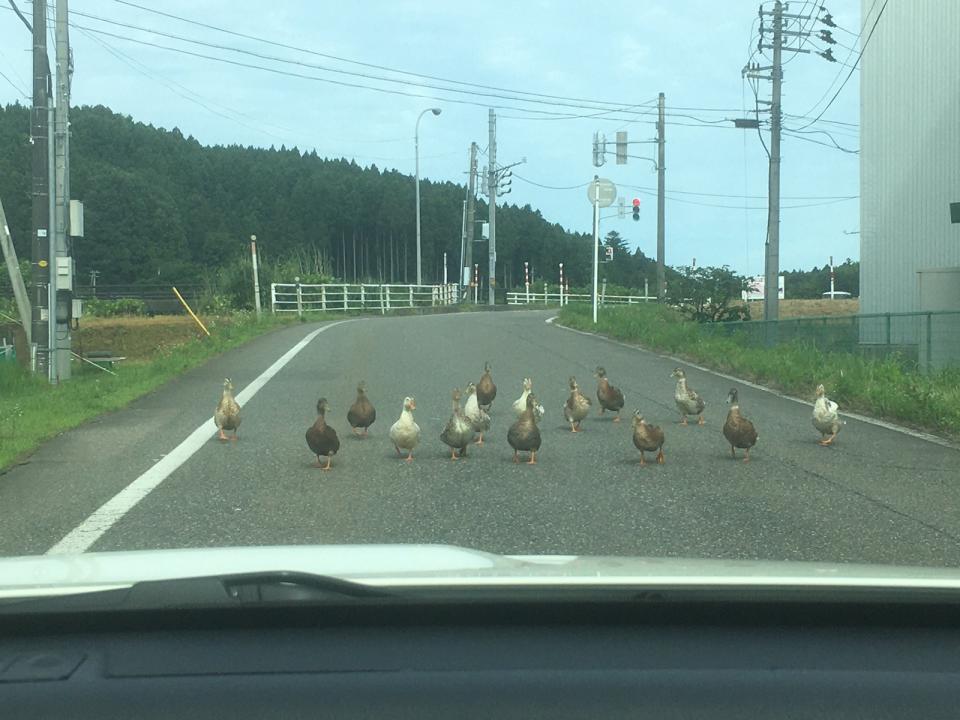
632;198;641;221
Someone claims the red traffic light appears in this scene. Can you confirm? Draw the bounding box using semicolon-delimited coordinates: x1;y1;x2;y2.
632;198;641;207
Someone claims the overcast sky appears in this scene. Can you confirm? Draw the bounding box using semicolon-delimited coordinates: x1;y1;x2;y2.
0;0;862;275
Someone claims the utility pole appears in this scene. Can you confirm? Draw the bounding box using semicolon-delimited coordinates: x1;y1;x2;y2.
31;0;50;377
765;0;783;323
742;1;826;320
656;91;666;302
464;142;477;299
487;110;496;306
53;0;72;380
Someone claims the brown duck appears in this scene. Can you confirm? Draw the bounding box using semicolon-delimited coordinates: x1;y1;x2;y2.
508;393;542;464
306;397;340;470
723;388;758;462
563;376;591;432
631;411;665;466
214;377;241;441
347;381;376;436
477;361;497;411
440;388;475;460
595;366;625;422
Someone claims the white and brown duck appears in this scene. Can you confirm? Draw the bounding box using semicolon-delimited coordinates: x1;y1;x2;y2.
671;367;706;426
464;382;491;445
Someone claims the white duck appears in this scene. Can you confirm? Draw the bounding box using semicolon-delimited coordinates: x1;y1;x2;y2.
812;384;843;446
464;382;491;445
388;396;420;462
511;377;545;421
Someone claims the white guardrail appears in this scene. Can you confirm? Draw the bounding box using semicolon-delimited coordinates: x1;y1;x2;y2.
507;291;655;306
271;283;460;314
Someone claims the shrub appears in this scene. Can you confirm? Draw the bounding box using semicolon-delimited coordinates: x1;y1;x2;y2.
83;298;147;317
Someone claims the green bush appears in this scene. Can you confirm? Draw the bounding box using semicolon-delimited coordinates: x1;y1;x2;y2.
83;297;148;317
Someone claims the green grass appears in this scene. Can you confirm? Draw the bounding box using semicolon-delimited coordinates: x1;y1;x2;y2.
0;311;323;471
558;303;960;439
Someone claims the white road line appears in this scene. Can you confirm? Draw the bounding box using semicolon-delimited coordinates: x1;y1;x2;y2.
47;321;351;555
548;316;959;451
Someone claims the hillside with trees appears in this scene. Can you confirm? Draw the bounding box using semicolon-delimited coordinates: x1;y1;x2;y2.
0;103;663;296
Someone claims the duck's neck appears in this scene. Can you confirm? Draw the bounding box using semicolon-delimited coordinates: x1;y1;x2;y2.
316;412;327;427
676;378;687;392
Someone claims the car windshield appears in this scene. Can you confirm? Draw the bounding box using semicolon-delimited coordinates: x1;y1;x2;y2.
1;0;958;582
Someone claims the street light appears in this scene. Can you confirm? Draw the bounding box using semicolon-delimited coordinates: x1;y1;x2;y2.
415;107;442;286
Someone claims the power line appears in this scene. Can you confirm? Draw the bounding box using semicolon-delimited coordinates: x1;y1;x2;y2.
0;67;29;98
791;0;883;128
513;174;590;191
791;0;888;131
101;0;673;113
782;129;859;153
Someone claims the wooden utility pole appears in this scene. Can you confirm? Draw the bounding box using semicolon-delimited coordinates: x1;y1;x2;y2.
464;142;477;300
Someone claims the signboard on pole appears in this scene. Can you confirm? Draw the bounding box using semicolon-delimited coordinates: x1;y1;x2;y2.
742;275;785;301
586;178;617;208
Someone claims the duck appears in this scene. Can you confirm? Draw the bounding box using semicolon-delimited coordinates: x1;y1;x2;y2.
562;376;591;432
508;393;542;464
812;383;844;446
464;382;492;445
723;387;758;462
347;380;376;437
671;367;706;426
631;411;665;466
214;377;241;441
440;388;475;460
305;397;340;470
595;367;625;422
389;396;420;462
476;361;497;412
512;377;545;421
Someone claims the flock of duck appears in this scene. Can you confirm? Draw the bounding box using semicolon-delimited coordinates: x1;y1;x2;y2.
213;363;845;470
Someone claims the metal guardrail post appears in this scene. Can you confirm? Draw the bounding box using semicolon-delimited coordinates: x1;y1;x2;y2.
360;284;366;310
409;285;414;307
295;281;303;318
380;285;386;315
321;286;327;311
270;283;276;313
343;284;348;311
926;312;932;373
885;313;891;346
385;285;391;311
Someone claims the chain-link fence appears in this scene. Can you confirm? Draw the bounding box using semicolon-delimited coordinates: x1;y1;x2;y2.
699;311;960;373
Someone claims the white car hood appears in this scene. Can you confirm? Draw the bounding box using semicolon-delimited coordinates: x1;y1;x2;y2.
3;544;960;598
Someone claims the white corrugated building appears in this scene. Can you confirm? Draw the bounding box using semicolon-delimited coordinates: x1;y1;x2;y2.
859;0;960;326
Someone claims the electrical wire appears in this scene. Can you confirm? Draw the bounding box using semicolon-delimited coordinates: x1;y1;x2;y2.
513;174;590;191
782;129;859;153
98;0;677;113
0;67;28;98
791;0;883;129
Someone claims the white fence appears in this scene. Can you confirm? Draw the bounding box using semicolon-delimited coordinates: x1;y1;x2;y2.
271;283;460;314
507;290;655;306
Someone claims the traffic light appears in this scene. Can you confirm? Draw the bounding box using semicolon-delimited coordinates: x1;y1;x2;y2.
632;198;640;221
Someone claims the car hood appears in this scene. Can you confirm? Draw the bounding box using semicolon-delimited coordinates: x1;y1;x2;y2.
3;545;960;599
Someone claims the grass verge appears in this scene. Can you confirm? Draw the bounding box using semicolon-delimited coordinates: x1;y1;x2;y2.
0;312;325;472
558;303;960;440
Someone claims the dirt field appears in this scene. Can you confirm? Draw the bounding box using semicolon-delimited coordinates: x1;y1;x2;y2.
747;299;859;319
74;315;216;362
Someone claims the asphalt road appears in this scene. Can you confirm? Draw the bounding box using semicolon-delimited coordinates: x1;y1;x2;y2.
1;309;959;565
